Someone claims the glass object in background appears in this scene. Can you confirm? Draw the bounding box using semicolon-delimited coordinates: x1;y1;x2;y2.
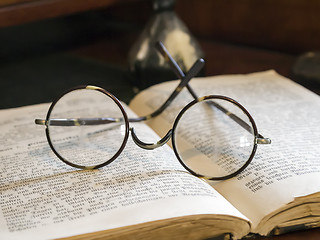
292;51;320;85
128;0;205;90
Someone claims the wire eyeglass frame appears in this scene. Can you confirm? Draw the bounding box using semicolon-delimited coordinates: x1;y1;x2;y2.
35;42;271;180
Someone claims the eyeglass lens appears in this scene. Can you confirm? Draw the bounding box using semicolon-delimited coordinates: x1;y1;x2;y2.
173;97;256;179
47;88;128;169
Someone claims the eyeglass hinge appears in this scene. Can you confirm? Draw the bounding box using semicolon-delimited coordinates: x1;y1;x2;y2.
255;136;271;144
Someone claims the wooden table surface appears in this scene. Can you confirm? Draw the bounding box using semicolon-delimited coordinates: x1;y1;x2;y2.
0;0;137;28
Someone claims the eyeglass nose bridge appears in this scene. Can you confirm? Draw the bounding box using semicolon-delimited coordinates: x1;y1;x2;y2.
130;127;172;150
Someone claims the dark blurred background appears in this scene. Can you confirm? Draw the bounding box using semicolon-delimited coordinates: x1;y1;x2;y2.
0;0;320;109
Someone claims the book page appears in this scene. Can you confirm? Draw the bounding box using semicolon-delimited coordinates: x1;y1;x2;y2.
0;98;249;240
129;70;320;235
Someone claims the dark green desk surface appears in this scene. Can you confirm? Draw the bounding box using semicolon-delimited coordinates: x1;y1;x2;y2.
0;53;135;109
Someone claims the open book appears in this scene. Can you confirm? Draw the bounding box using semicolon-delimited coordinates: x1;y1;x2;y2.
0;70;319;240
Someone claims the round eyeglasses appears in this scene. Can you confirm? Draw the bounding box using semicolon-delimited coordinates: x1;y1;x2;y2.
35;85;270;181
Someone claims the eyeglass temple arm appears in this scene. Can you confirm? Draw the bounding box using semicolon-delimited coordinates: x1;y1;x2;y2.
131;127;172;150
158;42;270;144
155;41;200;100
129;43;205;122
207;101;271;144
35;118;119;126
